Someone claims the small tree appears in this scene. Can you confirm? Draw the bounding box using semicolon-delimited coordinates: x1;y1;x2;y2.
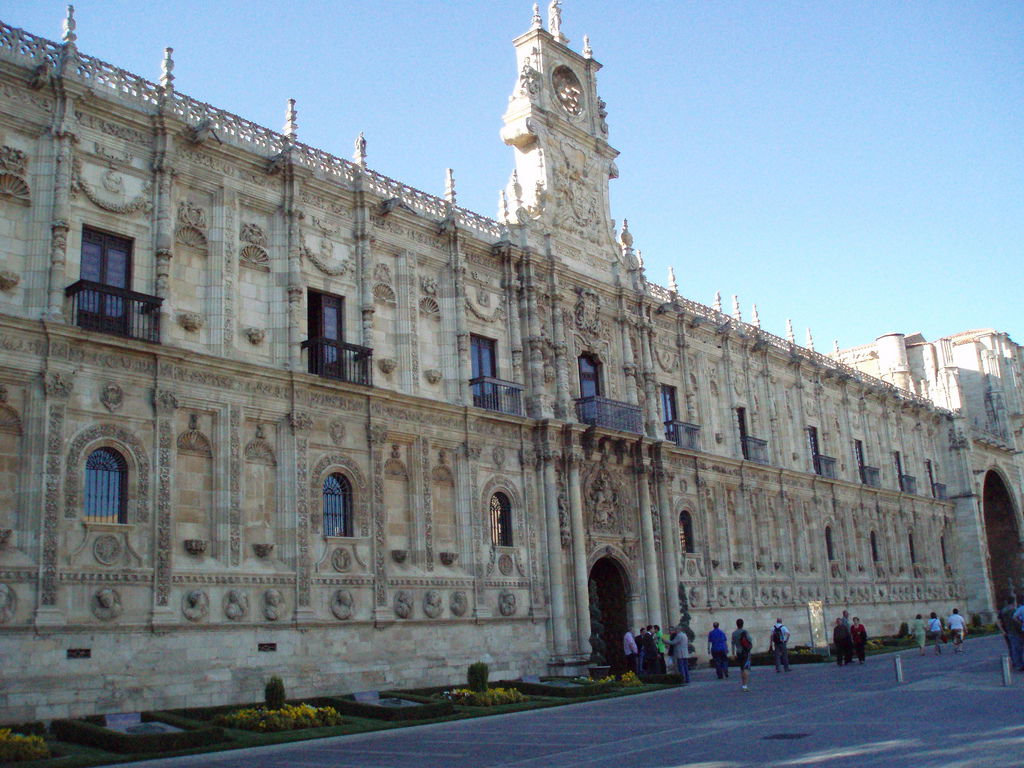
467;662;489;693
897;621;909;638
265;676;286;710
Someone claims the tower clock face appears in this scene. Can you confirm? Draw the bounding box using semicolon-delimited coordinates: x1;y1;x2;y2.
552;65;584;116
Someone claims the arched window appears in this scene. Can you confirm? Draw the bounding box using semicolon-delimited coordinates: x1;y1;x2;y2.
870;530;880;562
577;354;602;399
679;510;695;554
490;492;513;547
85;447;127;523
323;473;353;537
825;525;835;561
908;531;917;563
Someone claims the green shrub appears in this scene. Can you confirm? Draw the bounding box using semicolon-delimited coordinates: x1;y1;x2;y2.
215;703;341;732
51;718;224;754
0;728;50;762
265;676;286;711
971;614;983;628
317;694;454;721
467;662;489;693
897;621;909;638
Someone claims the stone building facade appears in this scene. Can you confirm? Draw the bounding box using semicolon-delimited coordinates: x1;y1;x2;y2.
0;6;1016;721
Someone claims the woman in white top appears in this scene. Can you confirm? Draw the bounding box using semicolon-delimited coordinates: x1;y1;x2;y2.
927;612;944;655
947;609;967;653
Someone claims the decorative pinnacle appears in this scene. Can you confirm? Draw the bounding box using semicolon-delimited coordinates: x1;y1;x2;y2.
283;98;298;140
636;249;644;269
160;47;175;91
62;4;77;45
499;189;510;222
751;304;761;328
732;295;742;322
510;169;523;204
713;291;722;313
445;168;456;204
667;266;678;294
619;218;633;247
583;35;593;58
531;3;542;29
806;328;815;352
353;132;367;168
833;339;841;356
785;318;795;344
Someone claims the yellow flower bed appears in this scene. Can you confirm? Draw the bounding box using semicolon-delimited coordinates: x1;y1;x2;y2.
0;728;50;762
618;671;643;687
443;687;528;706
214;703;342;732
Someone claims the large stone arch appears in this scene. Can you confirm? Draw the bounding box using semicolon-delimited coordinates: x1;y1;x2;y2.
982;468;1022;605
587;551;633;674
64;424;150;523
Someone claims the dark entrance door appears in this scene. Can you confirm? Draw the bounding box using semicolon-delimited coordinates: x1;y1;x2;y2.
983;470;1022;605
588;557;628;674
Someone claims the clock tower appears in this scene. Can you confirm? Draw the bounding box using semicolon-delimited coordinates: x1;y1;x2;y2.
500;3;621;259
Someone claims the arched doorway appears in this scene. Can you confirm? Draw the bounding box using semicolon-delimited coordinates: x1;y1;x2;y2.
983;470;1022;604
588;557;629;674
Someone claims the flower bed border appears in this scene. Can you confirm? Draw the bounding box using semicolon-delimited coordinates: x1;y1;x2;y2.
50;715;225;755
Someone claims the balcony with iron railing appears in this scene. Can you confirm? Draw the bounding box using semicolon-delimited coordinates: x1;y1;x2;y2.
470;376;524;417
742;436;769;464
575;396;643;434
665;421;701;450
899;474;918;495
813;454;837;479
66;280;162;343
932;482;947;500
302;337;373;386
860;466;881;488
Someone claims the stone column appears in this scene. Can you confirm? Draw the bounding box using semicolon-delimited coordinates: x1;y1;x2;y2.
654;460;680;627
151;387;179;624
552;287;571;420
635;459;663;624
640;324;661;439
541;444;570;656
566;448;590;655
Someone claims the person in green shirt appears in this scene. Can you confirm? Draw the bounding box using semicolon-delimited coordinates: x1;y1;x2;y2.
653;624;667;673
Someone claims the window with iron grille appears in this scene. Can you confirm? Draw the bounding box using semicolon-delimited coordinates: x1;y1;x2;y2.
825;525;835;561
322;473;353;537
870;530;880;562
577;354;602;399
679;510;695;554
489;492;513;547
84;447;127;524
471;335;497;379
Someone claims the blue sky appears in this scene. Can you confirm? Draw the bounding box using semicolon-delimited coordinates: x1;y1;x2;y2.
6;1;1021;349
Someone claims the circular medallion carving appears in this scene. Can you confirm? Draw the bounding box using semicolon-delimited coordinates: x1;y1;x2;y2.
423;589;443;619
498;553;514;576
330;589;354;620
552;65;584;115
449;590;468;617
331;548;351;572
498;590;517;617
91;588;122;621
263;588;284;621
0;583;16;623
329;420;346;446
92;534;121;565
224;589;249;621
394;590;413;619
182;589;209;622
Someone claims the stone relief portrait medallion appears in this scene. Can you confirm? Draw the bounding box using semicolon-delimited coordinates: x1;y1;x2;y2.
331;547;351;572
224;589;249;621
330;589;354;620
394;590;413;619
263;588;284;621
182;589;209;622
423;589;443;619
498;553;514;576
449;590;468;617
329;420;346;446
92;534;122;565
498;590;517;617
91;588;122;621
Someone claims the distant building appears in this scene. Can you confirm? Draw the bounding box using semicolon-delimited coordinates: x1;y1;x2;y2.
0;5;1017;721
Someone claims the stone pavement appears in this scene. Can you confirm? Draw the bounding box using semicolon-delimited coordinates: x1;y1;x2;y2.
111;635;1023;768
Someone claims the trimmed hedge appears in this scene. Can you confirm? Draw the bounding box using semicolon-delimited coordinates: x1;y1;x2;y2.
310;695;454;722
51;716;225;754
638;672;685;684
502;680;615;698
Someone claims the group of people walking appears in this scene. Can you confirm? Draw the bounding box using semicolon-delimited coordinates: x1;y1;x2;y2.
830;610;870;665
910;608;969;655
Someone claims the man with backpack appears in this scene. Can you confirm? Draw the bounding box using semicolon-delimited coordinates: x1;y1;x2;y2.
731;618;753;692
769;618;791;673
999;596;1023;671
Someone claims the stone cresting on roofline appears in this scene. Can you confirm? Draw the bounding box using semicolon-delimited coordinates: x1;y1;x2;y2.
644;280;949;415
0;19;503;241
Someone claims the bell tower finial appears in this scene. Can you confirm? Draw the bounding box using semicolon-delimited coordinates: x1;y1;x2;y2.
283;98;298;140
160;47;175;92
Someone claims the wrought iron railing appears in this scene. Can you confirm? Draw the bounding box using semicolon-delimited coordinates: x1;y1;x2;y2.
302;337;373;386
899;474;918;495
813;454;837;479
470;376;524;416
575;396;643;434
665;421;701;450
861;466;881;488
743;436;769;464
932;482;947;500
65;279;162;343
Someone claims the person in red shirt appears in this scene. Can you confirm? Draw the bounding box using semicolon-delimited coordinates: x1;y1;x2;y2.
850;617;869;664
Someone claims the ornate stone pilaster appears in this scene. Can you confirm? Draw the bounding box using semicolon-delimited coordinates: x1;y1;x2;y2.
152;105;176;344
639;324;660;438
653;459;680;627
635;458;663;624
551;288;571;420
368;423;388;610
523;266;549;418
421;437;433;570
540;442;569;655
505;259;524;383
291;413;312;614
228;405;241;565
37;372;73;624
151;389;177;621
566;447;589;655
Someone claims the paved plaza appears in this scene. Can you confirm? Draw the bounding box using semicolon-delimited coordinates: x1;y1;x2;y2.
114;635;1022;768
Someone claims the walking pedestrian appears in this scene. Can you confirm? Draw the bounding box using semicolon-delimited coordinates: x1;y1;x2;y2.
850;617;868;664
833;618;853;666
653;624;667;674
641;626;659;674
623;628;638;674
636;627;648;673
731;618;753;692
999;596;1024;671
669;626;689;684
708;621;730;679
947;609;967;653
927;612;944;654
769;618;790;673
1012;599;1024;671
913;613;927;656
